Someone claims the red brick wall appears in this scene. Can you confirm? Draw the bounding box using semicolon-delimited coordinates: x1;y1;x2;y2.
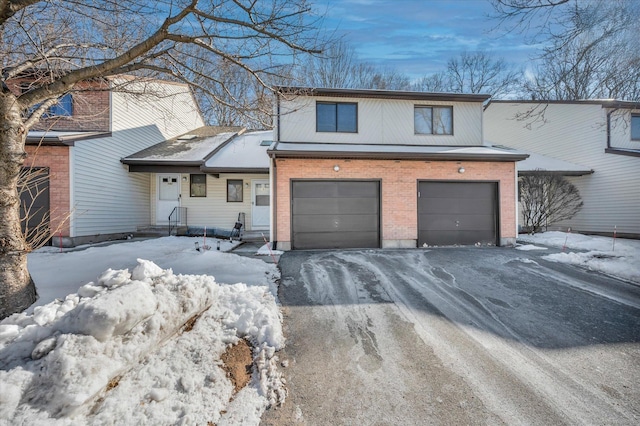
24;146;71;237
275;158;517;245
9;79;111;132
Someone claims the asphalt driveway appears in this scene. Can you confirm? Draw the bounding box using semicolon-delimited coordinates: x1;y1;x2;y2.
261;247;640;425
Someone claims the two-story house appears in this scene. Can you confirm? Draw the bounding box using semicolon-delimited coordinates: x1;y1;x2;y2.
267;87;528;250
19;77;204;246
485;100;640;238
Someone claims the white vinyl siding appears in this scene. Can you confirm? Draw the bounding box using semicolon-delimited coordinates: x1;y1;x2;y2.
71;81;204;237
279;96;483;146
485;102;640;236
150;173;268;231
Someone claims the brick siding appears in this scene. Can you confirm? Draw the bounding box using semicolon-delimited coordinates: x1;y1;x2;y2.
275;158;517;245
24;145;71;237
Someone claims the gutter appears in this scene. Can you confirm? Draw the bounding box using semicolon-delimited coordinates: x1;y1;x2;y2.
267;149;529;162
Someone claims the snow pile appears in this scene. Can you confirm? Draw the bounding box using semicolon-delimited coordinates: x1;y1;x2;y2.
515;244;548;251
257;243;284;256
518;232;640;283
0;258;284;424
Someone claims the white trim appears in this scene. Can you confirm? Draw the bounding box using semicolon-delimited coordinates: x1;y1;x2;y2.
251;179;270;230
269;158;274;243
69;146;76;237
156;173;181;225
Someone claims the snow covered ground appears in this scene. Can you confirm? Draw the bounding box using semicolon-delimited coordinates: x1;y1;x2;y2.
517;231;640;284
0;237;283;425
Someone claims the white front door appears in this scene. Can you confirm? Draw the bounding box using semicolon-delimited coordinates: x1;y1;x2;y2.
252;179;270;229
157;174;180;225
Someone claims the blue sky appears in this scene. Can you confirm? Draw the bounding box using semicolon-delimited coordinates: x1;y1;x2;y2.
317;0;542;79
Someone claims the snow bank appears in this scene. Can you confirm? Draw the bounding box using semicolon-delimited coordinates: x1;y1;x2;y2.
518;232;640;283
0;259;285;424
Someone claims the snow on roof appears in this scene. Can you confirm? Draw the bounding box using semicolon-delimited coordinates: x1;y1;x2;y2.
517;152;593;175
202;130;272;171
268;141;529;161
26;130;110;144
122;127;242;164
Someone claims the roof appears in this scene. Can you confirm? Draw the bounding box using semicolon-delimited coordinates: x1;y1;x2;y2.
26;130;111;146
516;152;593;176
122;126;243;166
276;86;491;103
488;99;640;109
268;142;528;162
201;130;272;173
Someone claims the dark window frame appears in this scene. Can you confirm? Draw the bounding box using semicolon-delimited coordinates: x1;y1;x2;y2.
190;174;207;197
316;101;358;133
414;105;454;135
227;179;243;202
631;114;640;141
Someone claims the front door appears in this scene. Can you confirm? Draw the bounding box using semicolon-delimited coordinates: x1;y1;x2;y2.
157;174;180;225
252;179;270;229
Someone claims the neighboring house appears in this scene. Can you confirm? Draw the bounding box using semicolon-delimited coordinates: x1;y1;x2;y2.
121;128;272;233
485;100;640;238
18;77;205;246
267;87;528;250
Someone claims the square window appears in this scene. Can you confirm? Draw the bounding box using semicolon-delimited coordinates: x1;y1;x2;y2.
415;106;453;135
632;115;640;141
227;179;243;202
317;102;357;133
190;174;206;197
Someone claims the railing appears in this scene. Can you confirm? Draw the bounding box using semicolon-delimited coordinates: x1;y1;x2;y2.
168;207;187;236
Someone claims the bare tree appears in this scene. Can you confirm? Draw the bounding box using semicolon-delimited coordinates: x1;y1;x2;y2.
519;174;583;234
412;51;522;97
0;0;324;318
297;39;410;90
492;0;640;101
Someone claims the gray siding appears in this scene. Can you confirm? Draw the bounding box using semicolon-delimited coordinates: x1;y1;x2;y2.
485;102;640;236
71;81;205;237
279;96;484;146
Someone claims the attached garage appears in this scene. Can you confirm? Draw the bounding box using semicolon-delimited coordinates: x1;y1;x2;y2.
19;167;51;245
291;180;380;249
418;181;498;246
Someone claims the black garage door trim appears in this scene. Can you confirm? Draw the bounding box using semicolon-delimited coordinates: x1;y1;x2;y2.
291;179;381;249
417;180;499;246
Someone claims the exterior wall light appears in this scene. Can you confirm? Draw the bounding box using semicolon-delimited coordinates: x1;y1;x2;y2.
333;165;340;172
458;167;465;173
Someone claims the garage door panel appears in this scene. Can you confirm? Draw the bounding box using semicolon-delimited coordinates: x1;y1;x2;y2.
418;198;495;215
292;180;380;249
293;231;379;250
293;197;379;215
419;214;496;231
418;181;497;246
293;214;379;233
421;182;495;199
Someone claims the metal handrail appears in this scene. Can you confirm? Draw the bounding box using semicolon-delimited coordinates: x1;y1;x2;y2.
168;206;187;235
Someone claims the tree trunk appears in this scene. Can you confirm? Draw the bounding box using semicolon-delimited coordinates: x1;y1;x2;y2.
0;89;37;319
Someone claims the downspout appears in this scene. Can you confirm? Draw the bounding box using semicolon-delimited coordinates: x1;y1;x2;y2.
270;92;281;248
606;108;619;150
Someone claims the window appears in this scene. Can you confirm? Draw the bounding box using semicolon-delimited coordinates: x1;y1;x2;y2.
632;115;640;141
227;179;243;202
190;174;206;197
21;83;73;118
414;106;453;135
316;102;357;133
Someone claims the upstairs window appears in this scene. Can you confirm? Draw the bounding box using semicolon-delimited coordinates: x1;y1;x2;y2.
190;174;206;197
632;115;640;141
414;106;453;135
47;94;73;117
316;102;357;133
